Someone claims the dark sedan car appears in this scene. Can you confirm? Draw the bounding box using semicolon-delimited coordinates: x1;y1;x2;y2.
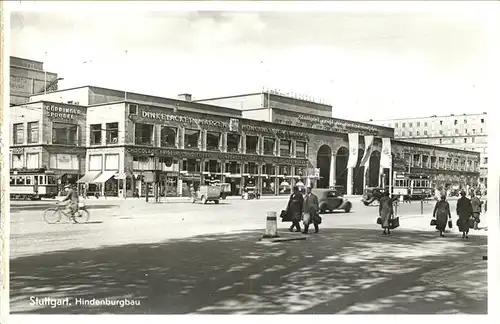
312;189;352;214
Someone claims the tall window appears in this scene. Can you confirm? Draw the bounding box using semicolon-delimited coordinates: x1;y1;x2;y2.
52;123;78;145
90;124;102;145
245;162;258;174
245;135;259;154
13;123;24;144
105;154;119;170
279;139;291;157
439;139;442;144
135;123;154;146
225;161;241;174
206;131;221;151
184;129;200;149
27;122;39;144
402;123;406;127
161;126;177;147
89;155;103;171
481;118;484;123
263;137;275;155
205;160;221;173
106;122;119;144
226;133;240;153
296;141;307;158
464;138;467;143
182;159;201;172
12;154;24;169
454;120;458;125
263;163;275;174
417;122;420;127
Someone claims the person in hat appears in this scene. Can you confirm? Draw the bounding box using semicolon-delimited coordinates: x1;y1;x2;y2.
61;183;79;217
456;190;473;239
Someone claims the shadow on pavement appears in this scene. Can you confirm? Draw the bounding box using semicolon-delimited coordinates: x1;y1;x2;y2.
10;228;487;315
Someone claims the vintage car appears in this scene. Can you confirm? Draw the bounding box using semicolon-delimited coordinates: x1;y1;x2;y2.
192;185;221;204
361;187;387;206
312;188;352;214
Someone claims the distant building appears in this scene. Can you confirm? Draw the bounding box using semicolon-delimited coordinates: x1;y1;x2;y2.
10;56;59;106
368;113;488;189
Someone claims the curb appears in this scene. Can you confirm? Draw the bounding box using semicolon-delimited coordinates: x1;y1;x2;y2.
258;236;307;243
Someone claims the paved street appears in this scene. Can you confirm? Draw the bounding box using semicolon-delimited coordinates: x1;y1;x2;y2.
10;197;488;314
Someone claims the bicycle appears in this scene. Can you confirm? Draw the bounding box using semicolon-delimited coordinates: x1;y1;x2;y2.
43;202;90;224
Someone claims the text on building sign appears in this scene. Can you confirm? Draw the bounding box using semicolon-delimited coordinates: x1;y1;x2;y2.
142;111;229;128
45;104;83;120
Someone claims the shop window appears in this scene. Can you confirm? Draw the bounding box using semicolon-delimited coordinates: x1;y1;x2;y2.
244;162;259;174
262;163;275;175
27;122;39;144
106;122;119;144
205;160;221;173
296;141;307;158
295;167;305;177
161;126;177;148
226;133;240;153
184;129;200;149
225;161;241;174
89;155;103;171
245;135;259;154
135;123;154;146
12;154;24;169
206;131;221;151
105;154;119;170
13;123;24;144
182;159;200;172
90;124;102;145
52;122;78;146
279;139;291;157
278;165;290;176
263;137;275;155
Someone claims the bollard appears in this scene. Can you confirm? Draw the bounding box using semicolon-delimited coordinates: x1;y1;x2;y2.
263;211;279;238
420;199;424;214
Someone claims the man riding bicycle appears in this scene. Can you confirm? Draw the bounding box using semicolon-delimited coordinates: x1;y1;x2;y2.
61;184;79;216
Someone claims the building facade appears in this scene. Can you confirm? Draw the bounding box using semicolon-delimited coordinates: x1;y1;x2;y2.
10;56;60;106
368;113;488;189
10;86;481;198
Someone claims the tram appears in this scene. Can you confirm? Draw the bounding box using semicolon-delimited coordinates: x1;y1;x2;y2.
393;172;433;200
10;168;58;200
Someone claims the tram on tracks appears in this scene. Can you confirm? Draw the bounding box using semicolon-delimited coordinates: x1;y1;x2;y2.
393;172;433;200
10;168;58;200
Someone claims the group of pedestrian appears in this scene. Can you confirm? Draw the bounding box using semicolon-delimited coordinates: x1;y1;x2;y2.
432;190;483;239
282;186;321;234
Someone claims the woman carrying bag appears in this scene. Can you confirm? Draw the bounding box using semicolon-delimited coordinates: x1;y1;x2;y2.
432;195;452;237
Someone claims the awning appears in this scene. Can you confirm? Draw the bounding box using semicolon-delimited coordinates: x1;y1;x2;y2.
91;171;117;184
77;171;101;183
114;173;127;180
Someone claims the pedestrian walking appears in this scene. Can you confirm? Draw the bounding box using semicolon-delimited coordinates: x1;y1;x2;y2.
457;191;473;239
302;187;320;234
379;191;394;235
286;186;304;233
470;191;482;230
432;195;451;237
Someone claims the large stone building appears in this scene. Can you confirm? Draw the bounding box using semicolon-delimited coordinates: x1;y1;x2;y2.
10;56;60;106
368;113;488;189
9;86;480;198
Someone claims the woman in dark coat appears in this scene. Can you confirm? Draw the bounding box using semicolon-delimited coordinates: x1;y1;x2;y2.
379;191;394;235
433;195;451;237
456;191;473;239
287;186;304;232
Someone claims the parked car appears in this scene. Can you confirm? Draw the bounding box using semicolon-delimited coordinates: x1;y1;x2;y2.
192;185;221;204
312;188;352;214
361;187;386;206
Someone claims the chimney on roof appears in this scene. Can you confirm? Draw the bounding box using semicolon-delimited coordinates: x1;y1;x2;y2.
177;93;192;101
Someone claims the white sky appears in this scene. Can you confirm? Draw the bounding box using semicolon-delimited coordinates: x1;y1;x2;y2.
7;1;500;121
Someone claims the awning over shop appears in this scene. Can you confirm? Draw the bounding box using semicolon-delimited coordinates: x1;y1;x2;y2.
77;171;102;183
114;173;127;180
91;171;117;184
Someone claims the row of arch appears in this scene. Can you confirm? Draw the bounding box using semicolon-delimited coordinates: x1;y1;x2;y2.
317;144;389;194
